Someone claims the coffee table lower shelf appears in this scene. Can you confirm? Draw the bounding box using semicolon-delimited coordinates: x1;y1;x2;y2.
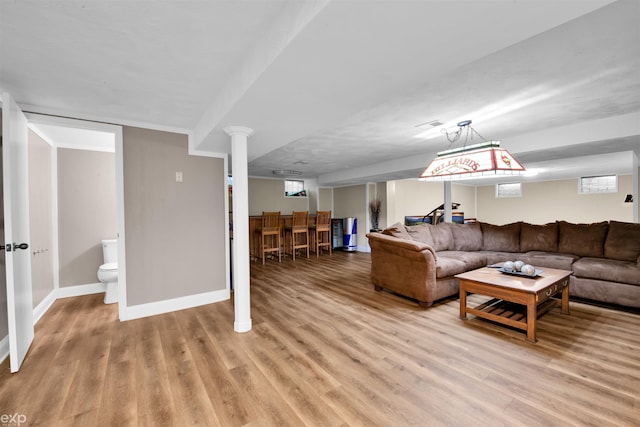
467;297;559;333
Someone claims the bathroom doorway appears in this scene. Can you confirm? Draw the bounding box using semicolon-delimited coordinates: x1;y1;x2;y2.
26;114;125;319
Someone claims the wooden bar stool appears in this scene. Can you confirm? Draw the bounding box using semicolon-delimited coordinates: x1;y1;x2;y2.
310;210;332;257
285;211;309;260
255;211;281;264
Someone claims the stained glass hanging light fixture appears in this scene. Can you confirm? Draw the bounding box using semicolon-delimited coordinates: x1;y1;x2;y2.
419;120;525;181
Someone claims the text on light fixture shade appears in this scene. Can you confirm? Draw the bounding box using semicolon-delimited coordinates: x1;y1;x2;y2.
419;141;525;181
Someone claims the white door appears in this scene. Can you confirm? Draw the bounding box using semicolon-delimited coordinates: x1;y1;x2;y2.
2;92;34;373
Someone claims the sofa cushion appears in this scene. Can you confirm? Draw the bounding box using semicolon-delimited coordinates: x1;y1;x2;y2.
519;251;578;271
520;222;558;252
435;256;468;278
382;222;412;241
604;220;640;263
572;257;640;286
478;251;528;266
405;223;435;247
480;222;521;252
444;222;483;251
438;251;487;270
558;221;608;258
570;277;640;308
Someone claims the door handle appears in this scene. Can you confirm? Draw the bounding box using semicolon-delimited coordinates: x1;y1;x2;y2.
1;243;28;252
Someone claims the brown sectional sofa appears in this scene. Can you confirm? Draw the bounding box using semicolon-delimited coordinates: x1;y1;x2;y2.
366;220;640;308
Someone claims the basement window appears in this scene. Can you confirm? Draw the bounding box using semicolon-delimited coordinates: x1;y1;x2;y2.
578;175;618;194
284;179;306;197
496;182;522;198
579;175;617;194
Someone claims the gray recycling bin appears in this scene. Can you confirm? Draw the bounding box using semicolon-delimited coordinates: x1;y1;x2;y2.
342;217;357;252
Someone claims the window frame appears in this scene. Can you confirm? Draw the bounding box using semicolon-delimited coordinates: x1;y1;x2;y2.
578;174;618;194
284;179;307;197
495;182;522;198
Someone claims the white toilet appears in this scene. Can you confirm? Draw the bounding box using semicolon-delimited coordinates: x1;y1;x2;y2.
97;239;118;304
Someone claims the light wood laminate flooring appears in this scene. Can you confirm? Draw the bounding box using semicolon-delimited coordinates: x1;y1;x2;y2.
1;251;639;426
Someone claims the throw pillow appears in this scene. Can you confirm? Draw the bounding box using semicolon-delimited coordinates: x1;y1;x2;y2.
382;222;412;240
405;223;435;246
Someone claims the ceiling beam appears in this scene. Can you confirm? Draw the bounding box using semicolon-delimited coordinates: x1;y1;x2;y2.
191;0;330;153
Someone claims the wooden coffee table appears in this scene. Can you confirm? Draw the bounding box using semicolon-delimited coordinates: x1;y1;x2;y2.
456;266;571;342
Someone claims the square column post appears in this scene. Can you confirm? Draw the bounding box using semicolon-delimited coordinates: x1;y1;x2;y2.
443;181;453;223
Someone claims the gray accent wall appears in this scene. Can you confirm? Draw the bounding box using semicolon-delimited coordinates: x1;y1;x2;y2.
123;127;226;306
28;130;54;306
58;148;116;287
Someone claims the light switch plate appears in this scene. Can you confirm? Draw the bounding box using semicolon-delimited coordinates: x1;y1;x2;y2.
176;171;183;182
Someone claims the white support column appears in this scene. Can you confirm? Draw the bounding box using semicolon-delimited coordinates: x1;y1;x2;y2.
443;181;453;223
224;126;254;333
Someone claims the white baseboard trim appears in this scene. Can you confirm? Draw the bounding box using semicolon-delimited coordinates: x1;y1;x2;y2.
33;290;57;325
0;335;8;366
57;282;105;299
341;246;370;253
124;289;230;321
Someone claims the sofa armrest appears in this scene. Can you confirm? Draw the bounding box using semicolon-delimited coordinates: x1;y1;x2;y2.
366;232;439;305
366;232;436;258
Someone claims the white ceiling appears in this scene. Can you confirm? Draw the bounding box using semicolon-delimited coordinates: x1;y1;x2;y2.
30;122;115;152
1;0;639;187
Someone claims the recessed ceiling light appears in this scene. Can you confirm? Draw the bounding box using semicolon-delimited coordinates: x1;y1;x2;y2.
293;160;308;165
272;169;302;176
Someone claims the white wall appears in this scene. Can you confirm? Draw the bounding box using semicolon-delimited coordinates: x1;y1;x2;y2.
477;175;634;224
333;184;367;250
318;187;333;212
248;177;308;216
384;175;634;227
386;179;477;225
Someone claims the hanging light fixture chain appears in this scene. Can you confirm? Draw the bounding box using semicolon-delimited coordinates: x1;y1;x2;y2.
442;119;489;149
